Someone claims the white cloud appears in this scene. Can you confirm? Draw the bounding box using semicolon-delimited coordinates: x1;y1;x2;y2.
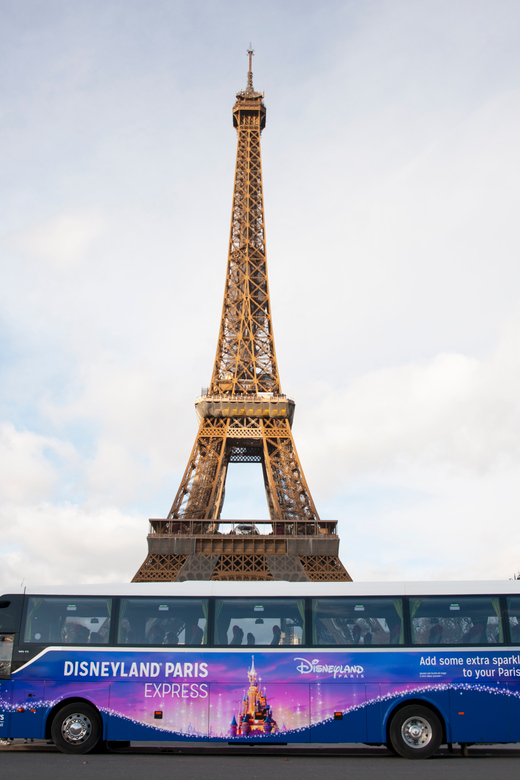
335;463;520;583
0;422;76;503
304;317;520;486
5;213;105;270
0;501;143;594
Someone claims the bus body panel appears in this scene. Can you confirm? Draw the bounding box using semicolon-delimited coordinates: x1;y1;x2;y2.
448;684;510;743
309;683;367;742
107;685;209;742
364;684;383;743
9;645;520;744
10;681;45;739
0;681;11;738
509;682;520;741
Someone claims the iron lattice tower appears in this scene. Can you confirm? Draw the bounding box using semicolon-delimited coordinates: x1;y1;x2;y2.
133;52;351;583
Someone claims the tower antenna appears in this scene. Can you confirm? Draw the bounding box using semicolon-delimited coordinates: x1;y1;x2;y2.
247;45;254;91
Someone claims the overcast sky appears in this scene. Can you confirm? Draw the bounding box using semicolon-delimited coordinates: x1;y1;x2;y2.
1;0;520;592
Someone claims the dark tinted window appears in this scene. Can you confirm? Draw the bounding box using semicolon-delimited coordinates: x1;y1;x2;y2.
0;595;24;633
312;597;404;645
24;597;112;644
506;596;520;643
214;598;304;646
118;598;208;646
410;596;503;645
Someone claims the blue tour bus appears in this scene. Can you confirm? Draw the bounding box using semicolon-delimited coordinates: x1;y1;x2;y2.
2;579;520;758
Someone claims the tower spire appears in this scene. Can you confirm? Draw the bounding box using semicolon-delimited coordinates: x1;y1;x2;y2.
133;56;351;583
247;45;254;92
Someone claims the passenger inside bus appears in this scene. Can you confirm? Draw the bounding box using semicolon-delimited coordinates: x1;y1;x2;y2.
230;625;244;645
62;623;91;644
428;623;443;644
463;623;485;643
188;625;204;645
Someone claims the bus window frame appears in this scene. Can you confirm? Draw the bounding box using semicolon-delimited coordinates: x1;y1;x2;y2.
504;594;520;645
407;593;506;647
311;595;407;648
114;596;211;647
20;594;116;648
0;595;24;635
212;596;308;648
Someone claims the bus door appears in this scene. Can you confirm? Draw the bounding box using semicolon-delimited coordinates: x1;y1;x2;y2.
0;635;14;739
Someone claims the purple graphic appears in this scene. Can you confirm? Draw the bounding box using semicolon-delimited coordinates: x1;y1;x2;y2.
4;648;520;743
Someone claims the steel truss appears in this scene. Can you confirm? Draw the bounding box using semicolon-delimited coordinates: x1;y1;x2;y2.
133;52;351;583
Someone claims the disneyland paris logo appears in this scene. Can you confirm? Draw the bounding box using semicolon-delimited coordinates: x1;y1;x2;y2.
294;657;364;678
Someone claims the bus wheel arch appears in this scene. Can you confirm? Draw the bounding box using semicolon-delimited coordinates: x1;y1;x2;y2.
387;700;445;759
47;698;103;754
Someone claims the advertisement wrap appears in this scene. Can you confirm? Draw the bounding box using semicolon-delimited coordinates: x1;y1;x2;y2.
3;648;520;743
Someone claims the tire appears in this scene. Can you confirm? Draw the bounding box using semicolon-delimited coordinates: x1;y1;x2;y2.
50;703;102;754
388;705;442;759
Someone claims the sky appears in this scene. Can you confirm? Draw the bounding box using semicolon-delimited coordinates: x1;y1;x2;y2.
1;0;520;591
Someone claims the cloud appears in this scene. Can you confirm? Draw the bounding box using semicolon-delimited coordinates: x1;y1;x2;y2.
5;213;105;270
334;462;520;583
0;422;77;503
0;501;143;593
304;317;520;486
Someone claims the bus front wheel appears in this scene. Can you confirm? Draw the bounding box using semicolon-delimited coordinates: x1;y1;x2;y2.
51;702;102;754
388;705;442;759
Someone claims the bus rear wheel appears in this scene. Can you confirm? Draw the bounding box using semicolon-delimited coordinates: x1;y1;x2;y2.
389;705;442;759
51;702;102;754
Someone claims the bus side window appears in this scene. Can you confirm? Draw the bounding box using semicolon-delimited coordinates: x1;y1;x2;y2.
410;596;504;645
117;598;208;646
311;598;404;646
0;634;14;679
23;597;112;645
214;599;305;646
506;596;520;643
0;596;24;634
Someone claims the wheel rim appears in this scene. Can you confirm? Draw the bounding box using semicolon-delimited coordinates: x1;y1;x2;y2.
400;715;432;749
61;712;92;744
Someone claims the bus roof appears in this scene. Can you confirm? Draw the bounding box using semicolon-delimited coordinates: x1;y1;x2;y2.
3;580;520;598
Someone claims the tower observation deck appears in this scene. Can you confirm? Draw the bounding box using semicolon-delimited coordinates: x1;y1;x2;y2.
133;52;351;582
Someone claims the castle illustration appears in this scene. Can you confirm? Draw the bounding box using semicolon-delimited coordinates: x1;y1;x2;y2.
230;656;278;737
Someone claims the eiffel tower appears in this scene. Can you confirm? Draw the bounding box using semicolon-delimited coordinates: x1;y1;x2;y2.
133;52;351;583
